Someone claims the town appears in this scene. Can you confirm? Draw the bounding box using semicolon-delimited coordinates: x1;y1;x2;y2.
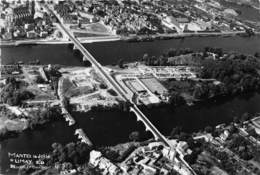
1;0;259;45
1;0;260;175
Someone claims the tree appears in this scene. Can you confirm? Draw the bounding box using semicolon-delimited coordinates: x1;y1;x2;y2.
118;59;124;68
169;92;185;106
170;126;182;139
167;48;177;57
241;112;250;122
204;126;213;133
179;132;190;141
129;131;140;141
184;153;198;164
105;150;120;162
107;89;118;96
35;75;45;84
142;53;149;62
233;116;239;124
99;83;107;89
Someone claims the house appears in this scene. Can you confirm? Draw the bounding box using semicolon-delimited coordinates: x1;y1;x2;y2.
40;31;48;38
162;147;176;161
162;16;181;33
26;30;37;38
219;130;230;141
89;150;122;175
24;23;34;31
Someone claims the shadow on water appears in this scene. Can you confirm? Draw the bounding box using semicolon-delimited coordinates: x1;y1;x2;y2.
71;109;152;146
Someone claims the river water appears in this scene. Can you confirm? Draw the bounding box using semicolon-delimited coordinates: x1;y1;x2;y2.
1;35;260;174
2;35;260;65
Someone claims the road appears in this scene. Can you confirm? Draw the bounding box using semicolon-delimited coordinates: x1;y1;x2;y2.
49;7;197;174
50;7;172;146
62;19;171;144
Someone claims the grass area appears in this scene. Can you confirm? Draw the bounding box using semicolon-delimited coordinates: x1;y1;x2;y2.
0;117;28;133
26;86;57;100
88;23;109;33
4;118;28;131
62;78;95;98
74;32;109;38
161;79;194;93
66;86;95;98
140;78;167;94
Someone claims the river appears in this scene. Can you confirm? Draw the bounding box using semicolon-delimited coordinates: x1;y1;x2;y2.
1;35;260;174
2;35;260;65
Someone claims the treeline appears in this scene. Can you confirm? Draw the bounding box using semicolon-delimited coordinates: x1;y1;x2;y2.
48;142;93;171
28;106;61;129
145;47;260;101
140;47;260;68
141;47;194;66
18;141;97;175
0;77;34;106
201;54;260;95
91;100;132;112
44;65;62;95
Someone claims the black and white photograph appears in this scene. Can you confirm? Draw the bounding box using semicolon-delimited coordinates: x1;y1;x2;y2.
0;0;260;174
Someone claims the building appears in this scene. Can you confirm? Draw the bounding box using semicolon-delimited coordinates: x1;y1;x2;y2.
40;31;48;37
26;30;37;38
162;16;181;33
89;150;122;175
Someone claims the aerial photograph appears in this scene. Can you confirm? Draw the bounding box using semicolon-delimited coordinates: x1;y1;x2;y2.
0;0;260;174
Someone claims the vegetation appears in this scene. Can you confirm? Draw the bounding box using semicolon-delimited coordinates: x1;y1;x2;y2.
100;142;137;163
146;47;260;104
18;141;96;175
44;66;62;95
107;88;118;96
0;77;34;106
201;54;260;95
129;131;140;141
28;106;60;129
48;142;92;170
62;78;95;98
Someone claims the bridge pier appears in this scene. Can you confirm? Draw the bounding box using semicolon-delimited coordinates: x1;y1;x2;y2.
72;44;83;57
73;45;78;51
130;107;159;141
83;56;92;67
83;56;88;62
68;43;74;49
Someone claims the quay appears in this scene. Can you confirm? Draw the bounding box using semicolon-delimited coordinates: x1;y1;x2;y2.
58;77;76;126
61;107;75;126
75;128;93;147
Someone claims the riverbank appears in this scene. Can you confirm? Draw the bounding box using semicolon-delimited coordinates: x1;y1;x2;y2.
100;113;260;175
122;30;259;42
1;31;258;47
0;105;61;141
0;35;121;47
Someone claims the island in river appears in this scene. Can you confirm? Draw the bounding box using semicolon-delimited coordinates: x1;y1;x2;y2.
1;46;260;174
1;46;260;139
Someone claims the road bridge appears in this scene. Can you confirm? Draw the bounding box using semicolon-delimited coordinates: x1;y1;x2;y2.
47;7;196;174
55;17;172;148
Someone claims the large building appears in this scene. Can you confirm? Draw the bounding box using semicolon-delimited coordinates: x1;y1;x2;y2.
12;0;35;25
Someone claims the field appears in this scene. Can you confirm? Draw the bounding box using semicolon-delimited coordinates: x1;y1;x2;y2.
87;23;110;33
140;77;168;94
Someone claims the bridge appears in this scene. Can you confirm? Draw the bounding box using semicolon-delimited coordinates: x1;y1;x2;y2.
53;16;172;148
47;7;196;174
61;28;196;174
